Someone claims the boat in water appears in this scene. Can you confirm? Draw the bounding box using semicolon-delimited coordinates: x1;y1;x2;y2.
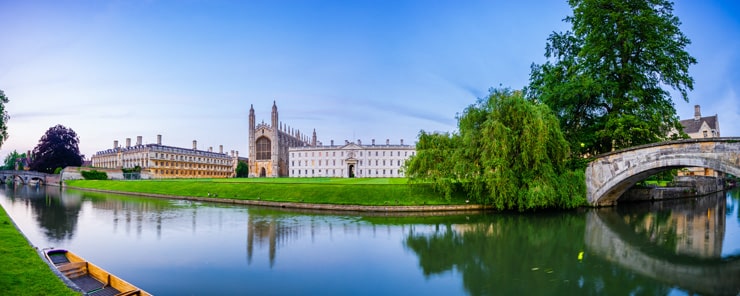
45;249;151;296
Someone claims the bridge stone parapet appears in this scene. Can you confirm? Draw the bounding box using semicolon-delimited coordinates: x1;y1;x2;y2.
586;138;740;206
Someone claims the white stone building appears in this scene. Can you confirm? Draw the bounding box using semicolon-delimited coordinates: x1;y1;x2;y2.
289;139;415;178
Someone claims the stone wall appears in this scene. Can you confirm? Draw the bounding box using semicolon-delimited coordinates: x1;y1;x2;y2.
621;176;724;202
61;167;125;181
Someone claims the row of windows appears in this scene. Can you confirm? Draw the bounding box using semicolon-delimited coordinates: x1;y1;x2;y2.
153;169;231;177
152;153;231;164
153;161;231;171
291;159;405;167
291;169;403;177
290;150;414;158
94;153;232;165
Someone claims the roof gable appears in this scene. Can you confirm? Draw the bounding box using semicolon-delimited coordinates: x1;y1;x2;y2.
680;115;718;134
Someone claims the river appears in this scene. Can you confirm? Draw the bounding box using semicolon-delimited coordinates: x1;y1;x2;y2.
1;185;739;295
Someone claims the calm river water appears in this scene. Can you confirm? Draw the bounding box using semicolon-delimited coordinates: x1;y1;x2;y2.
1;185;739;295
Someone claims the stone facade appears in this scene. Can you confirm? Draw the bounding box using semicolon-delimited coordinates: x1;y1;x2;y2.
289;139;415;178
91;135;238;179
248;102;315;177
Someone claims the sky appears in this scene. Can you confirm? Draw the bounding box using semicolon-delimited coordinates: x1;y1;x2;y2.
1;0;739;159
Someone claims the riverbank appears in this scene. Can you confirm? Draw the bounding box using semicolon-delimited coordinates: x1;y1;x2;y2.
0;205;78;295
66;178;491;212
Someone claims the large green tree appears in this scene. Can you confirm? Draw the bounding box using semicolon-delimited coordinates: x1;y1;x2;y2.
406;88;585;211
527;0;696;159
30;125;83;173
0;90;10;148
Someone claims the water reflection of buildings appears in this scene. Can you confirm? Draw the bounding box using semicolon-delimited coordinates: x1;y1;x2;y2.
246;215;303;267
244;213;401;267
586;191;739;295
619;194;725;258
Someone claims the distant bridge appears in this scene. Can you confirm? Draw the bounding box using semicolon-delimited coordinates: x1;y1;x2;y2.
586;138;740;206
0;170;51;185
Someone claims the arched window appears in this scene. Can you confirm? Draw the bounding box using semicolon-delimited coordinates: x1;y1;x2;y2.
256;137;271;160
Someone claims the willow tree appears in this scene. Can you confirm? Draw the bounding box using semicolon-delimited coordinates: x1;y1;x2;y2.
527;0;695;158
406;88;585;211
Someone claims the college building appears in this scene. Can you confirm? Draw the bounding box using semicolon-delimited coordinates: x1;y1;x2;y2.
290;139;415;178
248;102;416;178
91;135;240;178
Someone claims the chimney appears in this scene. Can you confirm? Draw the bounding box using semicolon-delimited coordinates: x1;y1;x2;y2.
209;146;213;152
219;145;223;154
114;140;119;149
193;140;197;150
358;139;362;145
136;136;142;146
694;105;701;120
372;139;375;146
386;139;390;145
331;140;334;146
345;140;349;145
401;139;404;145
126;138;131;148
157;134;162;145
235;151;239;157
231;150;234;157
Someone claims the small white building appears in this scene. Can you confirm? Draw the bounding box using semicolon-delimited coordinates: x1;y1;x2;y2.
289;139;415;178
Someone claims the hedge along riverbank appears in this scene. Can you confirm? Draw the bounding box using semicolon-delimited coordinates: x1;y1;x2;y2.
65;178;489;212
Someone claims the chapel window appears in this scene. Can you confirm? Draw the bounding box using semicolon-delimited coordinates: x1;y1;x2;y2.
256;137;271;160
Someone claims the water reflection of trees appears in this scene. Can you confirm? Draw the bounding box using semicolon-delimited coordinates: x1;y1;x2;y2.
403;213;670;295
1;184;81;242
1;185;182;242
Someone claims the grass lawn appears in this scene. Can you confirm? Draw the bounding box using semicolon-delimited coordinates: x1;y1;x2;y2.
67;178;467;206
0;206;78;295
642;180;671;187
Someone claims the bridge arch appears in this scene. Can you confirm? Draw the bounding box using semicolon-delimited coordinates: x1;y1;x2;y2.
586;138;740;206
0;170;51;186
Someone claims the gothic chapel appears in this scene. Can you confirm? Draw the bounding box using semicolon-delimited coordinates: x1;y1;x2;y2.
248;102;316;177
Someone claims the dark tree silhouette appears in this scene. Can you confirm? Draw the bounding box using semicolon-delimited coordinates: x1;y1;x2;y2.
30;125;83;173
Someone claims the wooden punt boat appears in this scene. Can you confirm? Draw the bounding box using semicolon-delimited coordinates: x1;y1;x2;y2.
45;249;152;296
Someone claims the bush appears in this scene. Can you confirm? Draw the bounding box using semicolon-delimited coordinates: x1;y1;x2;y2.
81;170;108;180
53;167;63;174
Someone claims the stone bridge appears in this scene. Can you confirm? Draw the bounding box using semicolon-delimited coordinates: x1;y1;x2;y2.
586;138;740;206
0;170;51;185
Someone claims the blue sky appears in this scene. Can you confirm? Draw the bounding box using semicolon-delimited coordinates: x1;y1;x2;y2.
1;0;738;159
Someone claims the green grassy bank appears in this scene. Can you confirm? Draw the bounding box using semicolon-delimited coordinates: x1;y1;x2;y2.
0;206;78;295
67;178;467;206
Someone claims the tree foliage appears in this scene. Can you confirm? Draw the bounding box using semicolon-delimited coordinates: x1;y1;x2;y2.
236;161;248;178
527;0;696;159
406;88;586;211
2;150;26;170
0;90;9;149
30;125;84;173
